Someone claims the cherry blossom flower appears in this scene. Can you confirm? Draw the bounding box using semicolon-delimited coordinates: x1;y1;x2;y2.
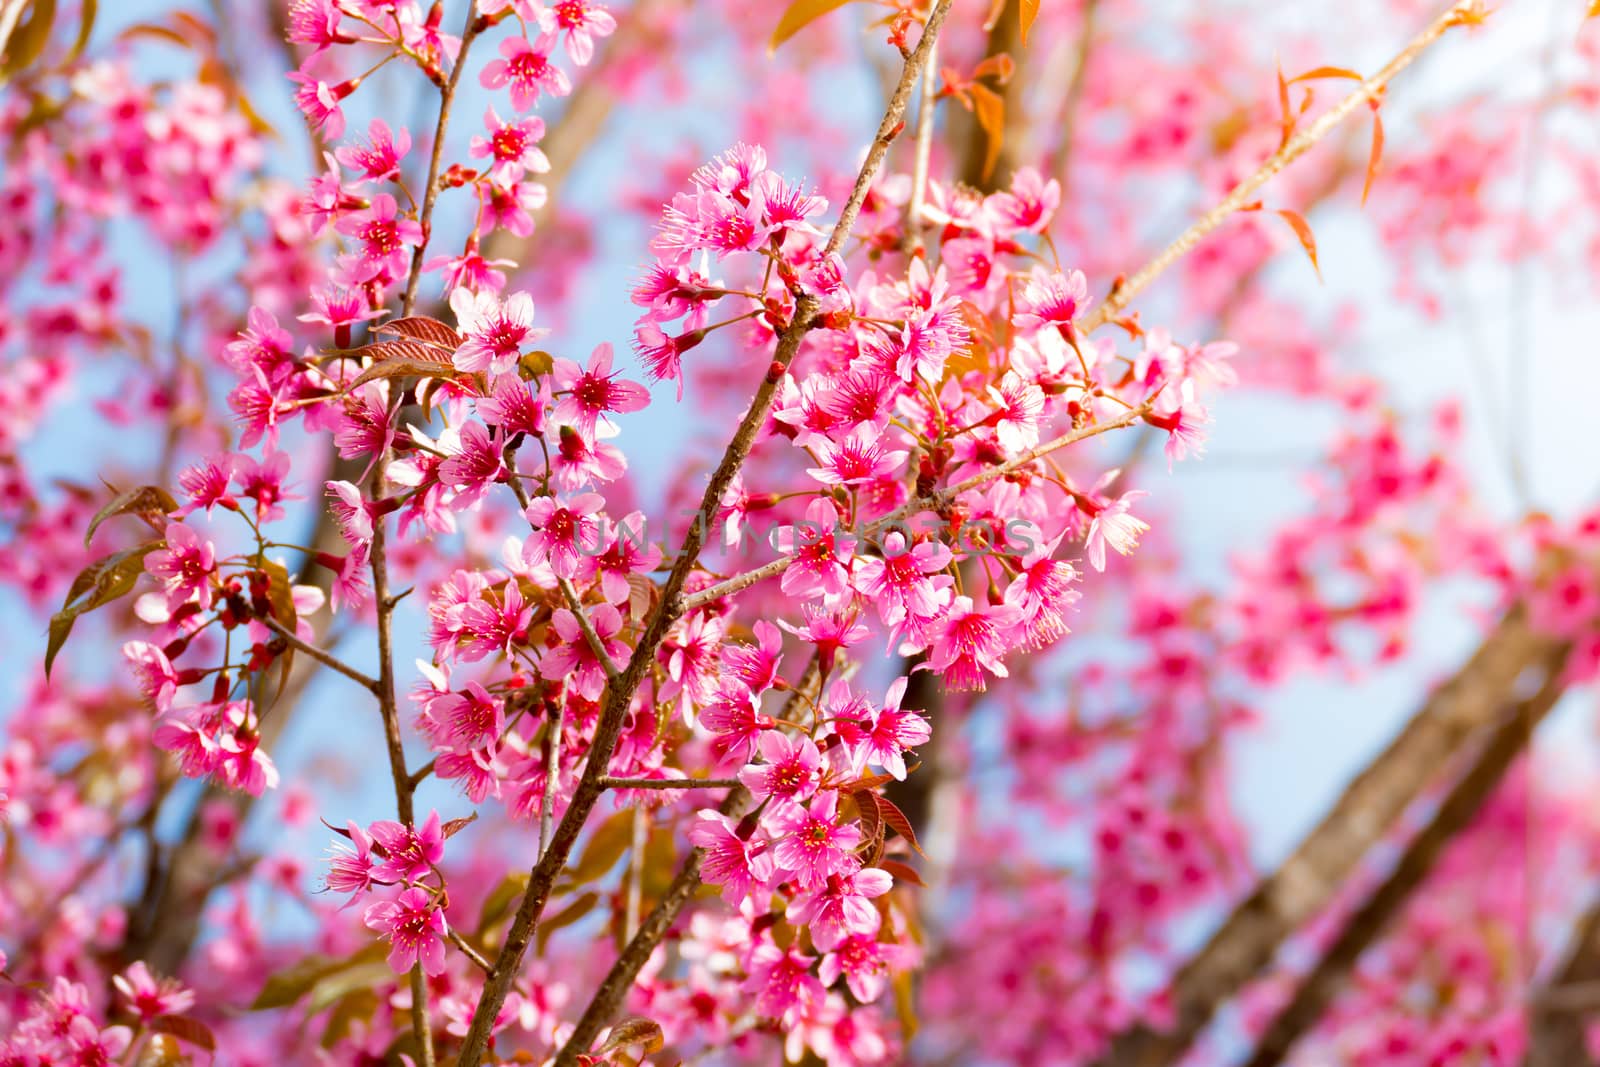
924;595;1024;691
770;792;863;889
788;865;893;950
1082;485;1150;572
774;500;856;604
688;808;776;905
480;33;571;110
364;887;449;976
851;532;952;628
451;287;547;375
287;70;355;140
335;118;411;184
837;677;930;781
539;0;618;65
986;166;1062;234
739;730;822;807
806;424;909;487
325;820;378;905
112;962;195;1021
523;491;605;578
541;603;626;700
745;940;825;1028
147;522;216;610
470;107;550;186
370;810;445;883
431;682;506;750
1014;266;1088;336
336;193;423;283
819;934;893;1004
551;342;650;436
438;420;509;506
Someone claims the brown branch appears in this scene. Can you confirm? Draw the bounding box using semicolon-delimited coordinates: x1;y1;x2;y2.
400;0;483;318
681;404;1148;612
1237;637;1571;1067
598;776;743;791
553;659;822;1065
1527;903;1600;1066
1091;602;1569;1067
1074;0;1480;337
259;615;380;694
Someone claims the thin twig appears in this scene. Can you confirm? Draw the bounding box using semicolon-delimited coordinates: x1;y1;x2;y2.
539;684;565;859
260;616;380;694
400;2;483;317
902;35;940;256
449;928;494;974
598;776;743;791
681;403;1149;611
375;7;484;1064
1074;0;1481;337
557;575;621;681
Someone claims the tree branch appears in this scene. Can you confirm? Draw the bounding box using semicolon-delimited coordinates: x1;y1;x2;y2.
1091;602;1570;1067
554;659;822;1065
1238;637;1571;1067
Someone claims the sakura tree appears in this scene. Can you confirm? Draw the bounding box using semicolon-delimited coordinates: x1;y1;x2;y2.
3;0;1600;1065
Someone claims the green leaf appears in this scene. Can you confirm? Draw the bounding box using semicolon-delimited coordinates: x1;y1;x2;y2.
2;0;58;78
305;960;395;1016
475;871;530;941
768;0;857;54
535;890;599;954
46;541;163;678
85;483;177;548
250;944;387;1011
596;1016;664;1058
566;809;635;886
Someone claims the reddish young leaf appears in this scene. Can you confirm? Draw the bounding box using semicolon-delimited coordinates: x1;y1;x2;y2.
879;858;927;887
151;1015;217;1052
874;794;928;858
371;315;464;349
442;812;479;839
84;483;177;548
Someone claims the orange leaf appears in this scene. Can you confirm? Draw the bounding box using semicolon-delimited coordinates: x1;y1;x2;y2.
1288;64;1363;84
970;81;1006;183
768;0;858;53
1362;109;1385;207
973;52;1014;84
1018;0;1040;44
1276;209;1322;280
